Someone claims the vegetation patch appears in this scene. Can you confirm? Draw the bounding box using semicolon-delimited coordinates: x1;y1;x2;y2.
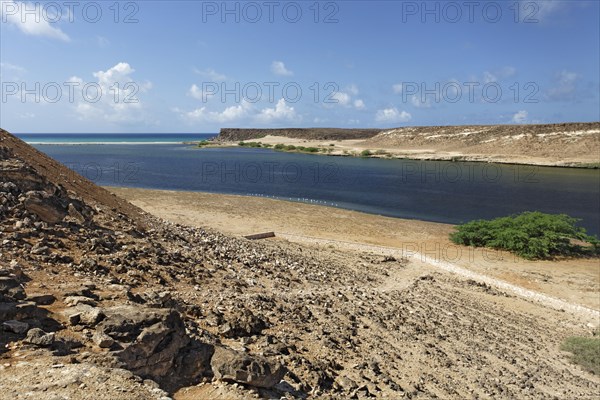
561;331;600;374
238;141;264;148
273;144;320;153
360;149;373;157
450;211;599;260
196;140;211;147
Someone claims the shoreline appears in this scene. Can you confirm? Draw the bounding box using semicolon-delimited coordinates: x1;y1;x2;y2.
211;136;600;168
222;142;600;169
107;186;600;311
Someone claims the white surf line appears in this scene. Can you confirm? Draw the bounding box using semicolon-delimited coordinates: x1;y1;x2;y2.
277;232;600;320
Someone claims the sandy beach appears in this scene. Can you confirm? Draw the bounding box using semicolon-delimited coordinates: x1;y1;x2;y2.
109;187;600;311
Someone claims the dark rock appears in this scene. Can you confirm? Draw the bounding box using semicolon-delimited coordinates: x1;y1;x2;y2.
2;320;29;334
210;346;286;388
0;276;25;301
218;309;268;338
27;293;56;305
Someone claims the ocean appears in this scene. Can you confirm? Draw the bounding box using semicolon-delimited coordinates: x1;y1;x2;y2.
15;133;216;144
15;134;600;236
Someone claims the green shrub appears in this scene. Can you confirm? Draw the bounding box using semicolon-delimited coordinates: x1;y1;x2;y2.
562;333;600;374
360;149;373;157
196;140;210;147
274;143;285;150
305;147;319;153
286;145;296;151
238;141;263;148
450;211;599;260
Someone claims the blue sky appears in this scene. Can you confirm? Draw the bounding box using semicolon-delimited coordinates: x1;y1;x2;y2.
1;0;599;133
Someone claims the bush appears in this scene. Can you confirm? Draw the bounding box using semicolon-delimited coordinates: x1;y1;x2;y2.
561;333;600;374
360;149;373;157
274;144;286;150
238;141;263;148
196;140;210;147
450;211;599;260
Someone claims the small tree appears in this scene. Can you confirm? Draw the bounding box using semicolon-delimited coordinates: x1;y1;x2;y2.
450;211;599;260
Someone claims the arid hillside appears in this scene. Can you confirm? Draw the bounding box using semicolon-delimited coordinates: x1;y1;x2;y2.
362;122;600;165
217;122;600;166
1;129;599;399
217;128;382;141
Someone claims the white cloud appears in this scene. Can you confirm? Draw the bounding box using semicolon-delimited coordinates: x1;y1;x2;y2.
256;98;298;123
332;91;351;106
181;101;251;123
512;110;528;123
17;112;35;119
0;62;25;73
1;0;70;41
0;62;26;80
547;70;580;101
193;68;227;81
347;84;359;96
271;61;293;76
93;62;134;85
96;36;110;47
331;85;365;110
410;95;431;109
483;66;516;84
353;99;365;110
521;0;563;21
70;62;151;123
392;84;404;94
499;66;517;78
483;71;497;84
375;108;412;123
188;84;204;100
177;98;299;125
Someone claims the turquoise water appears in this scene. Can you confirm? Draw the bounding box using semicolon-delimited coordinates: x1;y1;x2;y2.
15;133;216;144
30;142;600;236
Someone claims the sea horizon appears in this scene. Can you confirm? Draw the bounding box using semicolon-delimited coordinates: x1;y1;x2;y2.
14;133;217;145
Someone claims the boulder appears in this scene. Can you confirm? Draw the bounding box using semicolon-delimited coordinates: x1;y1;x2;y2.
23;192;66;224
93;331;115;348
68;203;86;224
25;328;55;347
2;320;29;334
218;309;268;338
27;293;56;305
210;346;286;388
60;305;103;326
0;276;25;301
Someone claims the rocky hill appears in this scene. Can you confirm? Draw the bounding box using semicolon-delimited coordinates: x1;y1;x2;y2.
216;128;382;142
216;122;599;166
362;122;600;164
1;128;599;399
